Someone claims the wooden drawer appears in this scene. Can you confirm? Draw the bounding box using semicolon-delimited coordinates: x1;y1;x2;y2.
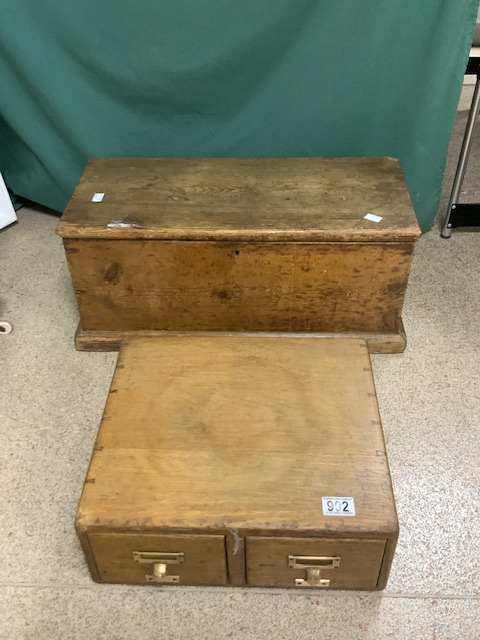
246;537;386;589
87;533;227;586
57;157;420;353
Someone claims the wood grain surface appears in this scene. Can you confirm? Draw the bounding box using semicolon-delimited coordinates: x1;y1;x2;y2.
73;324;407;354
57;157;420;242
76;336;399;587
77;337;398;536
64;239;413;334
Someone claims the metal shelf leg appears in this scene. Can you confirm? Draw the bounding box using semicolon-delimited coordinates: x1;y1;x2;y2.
441;72;480;238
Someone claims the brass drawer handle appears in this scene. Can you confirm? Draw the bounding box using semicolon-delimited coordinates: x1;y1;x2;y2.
289;555;340;589
146;562;180;584
295;568;330;588
133;551;184;584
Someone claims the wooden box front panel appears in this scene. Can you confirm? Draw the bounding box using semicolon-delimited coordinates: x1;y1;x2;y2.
246;537;386;589
87;533;228;586
65;239;413;334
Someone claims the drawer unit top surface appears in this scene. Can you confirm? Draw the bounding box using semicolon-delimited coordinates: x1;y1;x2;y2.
57;157;420;242
77;337;398;537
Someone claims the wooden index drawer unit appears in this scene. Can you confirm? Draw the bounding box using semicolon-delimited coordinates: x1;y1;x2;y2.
76;337;399;590
56;157;420;353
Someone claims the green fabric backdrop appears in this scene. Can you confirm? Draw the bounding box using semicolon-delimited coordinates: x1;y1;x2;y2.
0;1;478;230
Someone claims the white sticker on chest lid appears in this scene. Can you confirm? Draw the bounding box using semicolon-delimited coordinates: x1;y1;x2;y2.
364;213;382;223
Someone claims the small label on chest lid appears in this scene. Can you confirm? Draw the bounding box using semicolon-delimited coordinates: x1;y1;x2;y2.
364;213;383;223
322;497;356;516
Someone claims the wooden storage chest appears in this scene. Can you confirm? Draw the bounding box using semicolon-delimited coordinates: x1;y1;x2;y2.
56;157;420;353
76;336;398;589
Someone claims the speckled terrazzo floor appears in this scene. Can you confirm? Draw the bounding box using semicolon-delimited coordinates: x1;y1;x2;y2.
0;85;479;639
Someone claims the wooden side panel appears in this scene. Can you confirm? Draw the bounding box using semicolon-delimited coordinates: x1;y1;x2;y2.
246;537;386;589
376;534;399;589
65;240;413;334
76;529;102;583
88;533;227;586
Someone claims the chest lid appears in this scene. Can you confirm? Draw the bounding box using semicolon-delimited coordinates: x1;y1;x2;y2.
57;157;420;242
77;337;398;535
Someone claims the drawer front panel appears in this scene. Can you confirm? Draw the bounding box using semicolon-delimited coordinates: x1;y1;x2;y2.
246;537;386;589
88;533;227;586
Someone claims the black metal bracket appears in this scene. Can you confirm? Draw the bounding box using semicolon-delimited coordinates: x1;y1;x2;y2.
440;56;480;237
466;56;480;76
445;203;480;229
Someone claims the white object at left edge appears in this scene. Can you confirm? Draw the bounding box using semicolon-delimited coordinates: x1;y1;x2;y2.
0;173;18;230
